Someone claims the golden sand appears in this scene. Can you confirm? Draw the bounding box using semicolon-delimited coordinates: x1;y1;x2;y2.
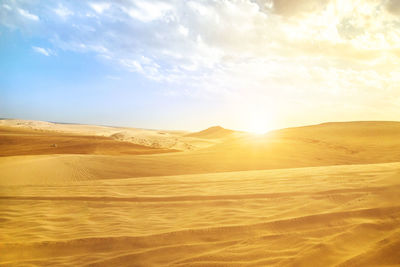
1;120;400;266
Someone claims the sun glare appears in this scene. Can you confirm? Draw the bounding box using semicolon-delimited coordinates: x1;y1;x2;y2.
242;111;275;135
247;119;271;135
248;125;270;135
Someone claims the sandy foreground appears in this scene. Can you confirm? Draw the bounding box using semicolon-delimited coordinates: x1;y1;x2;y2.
1;120;400;266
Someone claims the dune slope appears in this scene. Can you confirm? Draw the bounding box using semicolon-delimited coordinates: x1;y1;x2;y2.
2;121;400;185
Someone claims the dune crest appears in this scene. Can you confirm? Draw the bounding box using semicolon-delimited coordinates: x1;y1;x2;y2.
186;125;238;139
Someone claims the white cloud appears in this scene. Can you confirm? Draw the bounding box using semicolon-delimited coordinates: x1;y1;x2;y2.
89;2;110;14
120;59;144;73
178;25;189;36
188;2;213;16
18;8;39;21
32;46;53;56
122;1;173;22
54;4;74;18
3;4;11;10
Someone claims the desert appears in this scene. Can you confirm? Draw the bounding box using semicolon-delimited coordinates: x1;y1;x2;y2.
1;119;400;266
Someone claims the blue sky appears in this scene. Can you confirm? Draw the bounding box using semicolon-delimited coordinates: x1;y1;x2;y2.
1;0;400;132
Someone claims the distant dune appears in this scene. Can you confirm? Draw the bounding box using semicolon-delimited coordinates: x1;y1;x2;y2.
0;126;176;157
186;125;237;139
1;119;400;266
0;119;216;152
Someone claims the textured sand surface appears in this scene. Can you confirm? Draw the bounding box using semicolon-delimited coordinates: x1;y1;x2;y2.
1;120;400;266
1;163;400;266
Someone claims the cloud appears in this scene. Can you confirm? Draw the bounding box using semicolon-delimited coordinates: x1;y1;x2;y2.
386;0;400;15
18;8;39;21
178;25;189;36
271;0;328;16
54;4;74;18
2;0;400;115
121;1;173;22
2;4;11;10
32;46;53;56
89;2;110;14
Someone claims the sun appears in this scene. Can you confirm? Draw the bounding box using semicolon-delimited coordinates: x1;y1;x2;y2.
240;108;275;135
248;124;270;135
246;118;272;135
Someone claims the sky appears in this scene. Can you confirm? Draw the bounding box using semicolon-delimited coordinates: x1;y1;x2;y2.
1;0;400;132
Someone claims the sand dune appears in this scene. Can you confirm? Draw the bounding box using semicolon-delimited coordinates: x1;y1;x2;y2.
0;119;216;151
0;126;177;157
1;120;400;266
1;162;400;266
2;121;400;185
186;125;238;139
